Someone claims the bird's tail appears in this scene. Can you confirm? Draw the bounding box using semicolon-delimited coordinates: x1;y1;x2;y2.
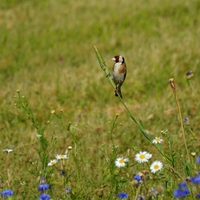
115;86;123;98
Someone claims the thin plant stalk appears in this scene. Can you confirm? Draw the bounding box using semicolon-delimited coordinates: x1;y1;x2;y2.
15;91;49;177
109;113;120;156
134;184;142;200
169;78;190;162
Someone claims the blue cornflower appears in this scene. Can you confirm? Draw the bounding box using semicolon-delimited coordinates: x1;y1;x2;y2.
186;71;193;79
179;182;187;188
184;117;190;125
174;182;190;198
1;189;14;197
174;189;189;198
39;193;51;200
190;174;200;184
38;183;50;191
197;193;200;198
65;187;71;194
197;156;200;164
118;192;128;198
134;174;142;181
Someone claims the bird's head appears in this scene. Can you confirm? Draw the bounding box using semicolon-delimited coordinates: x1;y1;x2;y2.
111;55;125;64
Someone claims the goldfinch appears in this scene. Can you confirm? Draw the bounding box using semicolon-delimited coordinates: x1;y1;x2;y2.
111;55;127;98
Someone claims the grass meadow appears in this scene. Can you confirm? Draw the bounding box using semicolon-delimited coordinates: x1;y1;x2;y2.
0;0;200;199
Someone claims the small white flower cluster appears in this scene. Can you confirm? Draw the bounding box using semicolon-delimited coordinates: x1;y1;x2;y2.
48;154;68;166
134;151;163;173
114;150;163;174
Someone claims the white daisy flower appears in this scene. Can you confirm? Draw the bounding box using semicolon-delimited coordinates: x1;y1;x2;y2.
152;137;163;144
135;151;152;163
47;159;58;166
2;149;13;153
56;154;68;160
150;161;163;173
115;157;129;168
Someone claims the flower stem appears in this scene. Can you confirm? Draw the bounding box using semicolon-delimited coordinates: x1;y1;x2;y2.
169;78;190;162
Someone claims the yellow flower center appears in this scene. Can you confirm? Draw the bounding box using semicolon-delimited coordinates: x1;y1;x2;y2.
154;164;159;169
139;154;145;159
156;138;160;142
119;159;125;163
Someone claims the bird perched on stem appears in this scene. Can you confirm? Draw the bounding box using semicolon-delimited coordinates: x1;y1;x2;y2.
111;55;127;98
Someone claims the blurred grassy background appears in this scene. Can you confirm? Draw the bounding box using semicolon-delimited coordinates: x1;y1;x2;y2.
0;0;200;198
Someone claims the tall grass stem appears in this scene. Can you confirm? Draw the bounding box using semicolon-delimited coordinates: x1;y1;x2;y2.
169;78;190;162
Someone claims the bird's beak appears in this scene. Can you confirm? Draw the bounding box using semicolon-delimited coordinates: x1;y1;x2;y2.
111;57;116;61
